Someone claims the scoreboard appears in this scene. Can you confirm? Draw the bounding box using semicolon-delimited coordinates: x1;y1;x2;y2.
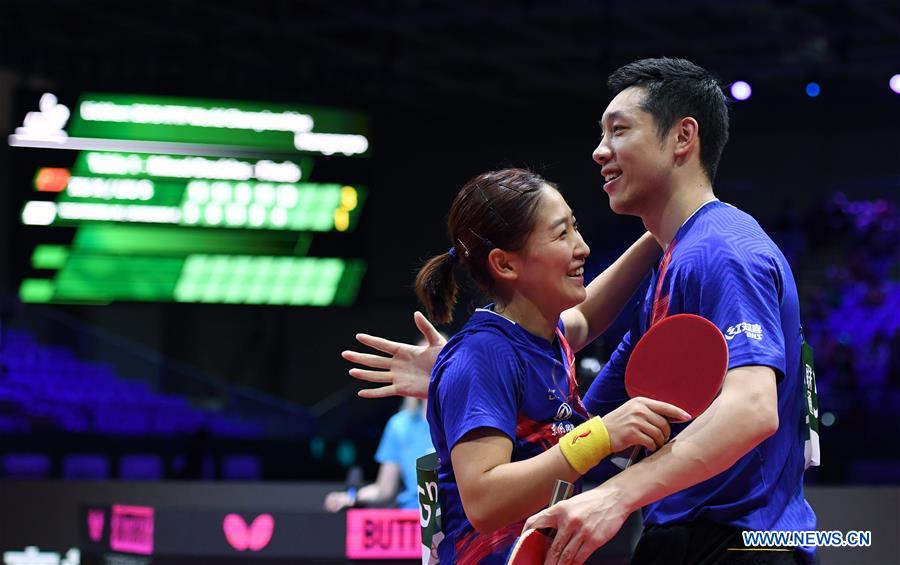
10;93;369;306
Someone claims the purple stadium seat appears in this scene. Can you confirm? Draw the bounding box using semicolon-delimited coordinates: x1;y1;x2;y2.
120;454;164;480
221;454;262;481
2;453;51;479
63;454;109;480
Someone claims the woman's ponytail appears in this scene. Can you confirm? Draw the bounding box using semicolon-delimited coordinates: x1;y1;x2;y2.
414;250;459;324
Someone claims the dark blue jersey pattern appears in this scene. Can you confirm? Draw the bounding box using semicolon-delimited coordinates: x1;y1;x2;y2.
584;200;817;560
427;307;590;564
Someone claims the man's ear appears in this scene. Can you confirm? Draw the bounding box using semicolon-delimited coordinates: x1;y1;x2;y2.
486;248;519;282
672;117;699;160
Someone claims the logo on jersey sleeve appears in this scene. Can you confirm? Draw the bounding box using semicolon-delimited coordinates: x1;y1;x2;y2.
724;322;763;341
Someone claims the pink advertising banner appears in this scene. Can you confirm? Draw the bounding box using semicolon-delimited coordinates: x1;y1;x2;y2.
346;508;421;559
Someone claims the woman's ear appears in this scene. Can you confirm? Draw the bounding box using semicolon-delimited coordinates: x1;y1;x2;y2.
486;248;519;282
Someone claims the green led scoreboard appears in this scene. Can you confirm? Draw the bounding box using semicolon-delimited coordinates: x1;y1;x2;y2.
10;93;369;306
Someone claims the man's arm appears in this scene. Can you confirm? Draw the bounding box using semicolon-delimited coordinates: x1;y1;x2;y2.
561;232;659;353
524;365;779;565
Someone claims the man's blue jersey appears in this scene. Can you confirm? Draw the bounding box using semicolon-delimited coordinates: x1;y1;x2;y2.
584;200;816;558
427;307;589;564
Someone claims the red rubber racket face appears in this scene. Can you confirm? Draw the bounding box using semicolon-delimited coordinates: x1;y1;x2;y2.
506;528;551;565
625;314;729;418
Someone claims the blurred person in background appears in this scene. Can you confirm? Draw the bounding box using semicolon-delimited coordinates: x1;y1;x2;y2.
324;393;433;511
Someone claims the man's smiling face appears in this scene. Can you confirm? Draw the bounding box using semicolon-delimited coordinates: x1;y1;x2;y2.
592;86;676;218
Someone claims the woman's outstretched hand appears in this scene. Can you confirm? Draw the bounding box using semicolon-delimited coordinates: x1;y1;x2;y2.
342;311;445;399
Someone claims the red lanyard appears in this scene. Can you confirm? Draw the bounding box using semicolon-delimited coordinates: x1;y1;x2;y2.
555;327;589;418
650;238;677;326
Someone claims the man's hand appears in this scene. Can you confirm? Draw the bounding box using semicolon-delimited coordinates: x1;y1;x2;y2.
523;483;632;565
342;311;446;399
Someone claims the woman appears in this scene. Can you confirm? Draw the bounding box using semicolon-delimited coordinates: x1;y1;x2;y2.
412;168;689;563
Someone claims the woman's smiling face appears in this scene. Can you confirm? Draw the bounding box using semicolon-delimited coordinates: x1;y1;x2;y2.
509;185;591;314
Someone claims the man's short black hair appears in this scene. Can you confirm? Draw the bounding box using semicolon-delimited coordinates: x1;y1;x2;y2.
608;57;730;183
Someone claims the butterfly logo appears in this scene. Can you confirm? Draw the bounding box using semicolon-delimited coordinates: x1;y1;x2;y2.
223;513;275;551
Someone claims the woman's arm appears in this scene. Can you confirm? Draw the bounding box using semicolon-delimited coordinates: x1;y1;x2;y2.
344;235;659;399
450;397;690;533
561;232;660;352
450;430;579;533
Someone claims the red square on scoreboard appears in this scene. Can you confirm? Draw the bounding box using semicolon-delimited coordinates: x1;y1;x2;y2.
34;167;70;192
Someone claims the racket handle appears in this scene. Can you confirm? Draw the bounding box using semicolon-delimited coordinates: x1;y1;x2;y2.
536;480;574;537
625;445;643;468
549;479;574;506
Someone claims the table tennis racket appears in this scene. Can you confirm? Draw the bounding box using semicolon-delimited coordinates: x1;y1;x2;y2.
624;313;729;466
505;479;574;564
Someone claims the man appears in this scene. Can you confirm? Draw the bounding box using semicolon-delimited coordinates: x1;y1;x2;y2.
345;58;816;564
522;57;816;564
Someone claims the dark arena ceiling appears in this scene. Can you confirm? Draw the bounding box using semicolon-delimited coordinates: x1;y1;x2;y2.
1;0;898;118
